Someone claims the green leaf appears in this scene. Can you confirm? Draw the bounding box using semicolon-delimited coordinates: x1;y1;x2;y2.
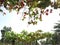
0;9;3;12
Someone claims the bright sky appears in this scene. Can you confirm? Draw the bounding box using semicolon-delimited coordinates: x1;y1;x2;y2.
0;0;60;39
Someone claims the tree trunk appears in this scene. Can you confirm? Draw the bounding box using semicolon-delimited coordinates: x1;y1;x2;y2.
36;40;37;45
12;40;15;45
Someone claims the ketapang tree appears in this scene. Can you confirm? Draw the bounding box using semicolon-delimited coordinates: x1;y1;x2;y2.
0;0;59;25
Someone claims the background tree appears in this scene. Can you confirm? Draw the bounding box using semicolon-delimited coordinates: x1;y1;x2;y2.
44;32;53;44
4;31;17;45
52;21;60;45
1;26;11;43
34;30;43;45
3;29;53;45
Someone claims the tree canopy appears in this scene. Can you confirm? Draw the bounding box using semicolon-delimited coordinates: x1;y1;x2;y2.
4;30;53;45
0;0;59;25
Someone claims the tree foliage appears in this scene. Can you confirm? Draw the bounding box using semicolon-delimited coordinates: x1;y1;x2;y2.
0;0;51;10
0;0;58;25
51;21;60;45
1;26;12;43
0;26;53;45
3;29;53;45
